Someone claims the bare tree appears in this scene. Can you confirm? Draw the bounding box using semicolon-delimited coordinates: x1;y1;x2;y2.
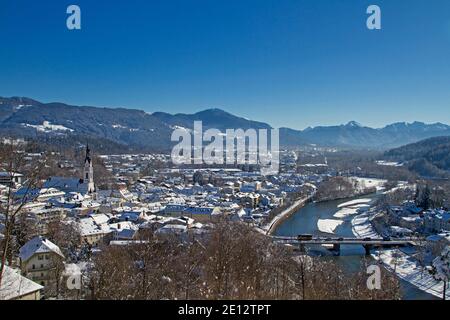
81;220;401;300
0;142;47;286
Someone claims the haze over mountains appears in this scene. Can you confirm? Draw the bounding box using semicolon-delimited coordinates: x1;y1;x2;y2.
1;96;450;151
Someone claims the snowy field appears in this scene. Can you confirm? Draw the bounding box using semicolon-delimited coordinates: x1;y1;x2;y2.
375;160;403;167
22;121;74;133
372;249;449;300
350;177;387;191
317;219;343;234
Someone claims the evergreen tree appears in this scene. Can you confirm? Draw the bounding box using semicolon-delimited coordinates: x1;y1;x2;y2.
418;185;431;210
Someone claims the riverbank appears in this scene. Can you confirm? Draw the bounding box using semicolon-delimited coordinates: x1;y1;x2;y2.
351;209;448;299
272;191;435;299
313;177;386;203
373;249;449;300
261;196;310;235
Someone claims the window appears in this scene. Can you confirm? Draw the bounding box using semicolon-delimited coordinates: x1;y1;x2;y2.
32;264;35;269
45;255;49;260
38;255;43;260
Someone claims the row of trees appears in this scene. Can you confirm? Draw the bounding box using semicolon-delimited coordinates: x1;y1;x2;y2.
377;181;449;211
414;183;449;210
64;222;401;300
314;176;376;202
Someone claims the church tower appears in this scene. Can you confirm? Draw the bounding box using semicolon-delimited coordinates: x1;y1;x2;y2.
83;144;96;193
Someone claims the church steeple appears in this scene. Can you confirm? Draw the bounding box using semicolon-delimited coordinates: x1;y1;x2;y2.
83;143;95;193
85;143;92;164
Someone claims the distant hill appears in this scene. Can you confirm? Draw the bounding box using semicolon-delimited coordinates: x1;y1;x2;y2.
1;96;450;151
384;136;450;178
153;108;271;131
0;97;173;151
280;121;450;149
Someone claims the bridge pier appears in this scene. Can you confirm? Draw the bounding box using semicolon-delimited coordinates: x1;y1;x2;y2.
363;244;372;256
332;243;341;256
298;244;306;253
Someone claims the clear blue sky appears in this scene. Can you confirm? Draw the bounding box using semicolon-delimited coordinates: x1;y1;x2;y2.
1;0;449;129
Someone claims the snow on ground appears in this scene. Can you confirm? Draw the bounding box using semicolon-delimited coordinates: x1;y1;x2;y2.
338;198;372;208
334;198;372;218
351;212;381;239
170;125;192;132
317;219;343;234
352;209;449;299
22;121;74;133
112;124;142;132
112;124;127;129
334;204;370;218
383;183;415;195
334;207;358;219
262;197;308;234
372;249;449;300
375;160;404;167
350;177;387;191
16;104;32;110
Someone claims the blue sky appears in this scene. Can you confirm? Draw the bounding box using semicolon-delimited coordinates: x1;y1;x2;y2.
0;0;449;129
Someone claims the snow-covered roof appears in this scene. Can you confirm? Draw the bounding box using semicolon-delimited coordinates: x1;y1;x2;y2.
156;224;187;234
78;217;111;236
0;171;23;178
19;236;64;262
90;213;110;225
0;265;43;300
43;176;90;194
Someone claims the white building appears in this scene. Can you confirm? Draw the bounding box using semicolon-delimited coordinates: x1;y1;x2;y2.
19;236;65;287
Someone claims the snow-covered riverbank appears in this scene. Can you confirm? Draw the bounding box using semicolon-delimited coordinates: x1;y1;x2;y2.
372;249;449;300
351;209;448;299
351;211;381;239
337;198;372;208
262;196;310;235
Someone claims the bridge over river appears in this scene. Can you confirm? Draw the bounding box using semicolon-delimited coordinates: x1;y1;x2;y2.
271;236;420;255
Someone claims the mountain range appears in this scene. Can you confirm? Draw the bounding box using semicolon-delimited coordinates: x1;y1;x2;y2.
1;96;450;151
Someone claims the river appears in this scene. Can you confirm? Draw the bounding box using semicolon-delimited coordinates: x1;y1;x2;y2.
272;193;437;300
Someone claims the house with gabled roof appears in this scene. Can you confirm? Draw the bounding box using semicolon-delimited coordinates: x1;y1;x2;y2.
0;264;43;300
19;236;65;288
